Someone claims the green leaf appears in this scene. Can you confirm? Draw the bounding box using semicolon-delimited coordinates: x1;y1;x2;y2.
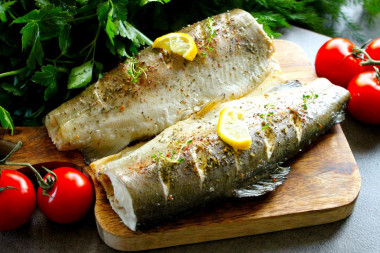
97;1;110;23
105;9;116;45
1;83;23;96
14;5;72;40
97;1;116;45
20;21;44;69
35;0;51;8
76;0;89;5
26;33;44;69
31;65;57;100
16;6;74;69
20;22;38;51
13;9;40;23
113;0;128;21
59;24;71;54
115;20;153;46
67;61;93;89
32;65;56;87
129;44;138;55
43;82;57;101
140;0;171;5
114;39;128;57
0;106;14;135
0;1;16;23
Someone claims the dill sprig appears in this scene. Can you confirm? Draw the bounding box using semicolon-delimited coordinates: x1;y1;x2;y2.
206;17;216;46
202;17;217;56
126;57;147;84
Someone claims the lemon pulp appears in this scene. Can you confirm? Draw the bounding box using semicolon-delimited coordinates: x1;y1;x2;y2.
152;33;198;61
217;107;252;150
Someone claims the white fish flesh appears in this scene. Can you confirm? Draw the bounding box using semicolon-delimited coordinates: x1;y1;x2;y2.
45;9;276;162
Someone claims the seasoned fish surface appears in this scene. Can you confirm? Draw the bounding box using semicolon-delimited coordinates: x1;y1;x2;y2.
91;78;351;231
45;9;276;161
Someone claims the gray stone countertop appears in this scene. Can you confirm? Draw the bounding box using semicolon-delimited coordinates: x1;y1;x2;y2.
1;21;380;253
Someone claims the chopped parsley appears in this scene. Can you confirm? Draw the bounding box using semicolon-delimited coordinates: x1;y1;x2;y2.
151;139;193;165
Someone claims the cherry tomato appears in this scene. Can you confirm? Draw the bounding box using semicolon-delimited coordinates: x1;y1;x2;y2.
347;70;380;124
0;169;36;231
315;38;369;88
365;38;380;68
37;167;94;224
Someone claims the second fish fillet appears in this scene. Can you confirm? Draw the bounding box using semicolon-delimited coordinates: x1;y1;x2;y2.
91;78;350;231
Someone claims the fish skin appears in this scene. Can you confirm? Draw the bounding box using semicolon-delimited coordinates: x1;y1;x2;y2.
91;78;351;231
45;9;276;162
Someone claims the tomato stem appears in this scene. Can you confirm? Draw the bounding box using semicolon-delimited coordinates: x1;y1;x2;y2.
375;67;380;84
0;185;20;192
0;141;57;194
352;46;380;66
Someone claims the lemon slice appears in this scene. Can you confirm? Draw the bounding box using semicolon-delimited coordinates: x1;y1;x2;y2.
217;107;252;150
152;33;198;61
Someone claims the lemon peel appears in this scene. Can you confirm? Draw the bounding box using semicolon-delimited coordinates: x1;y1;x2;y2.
152;33;198;61
217;107;252;150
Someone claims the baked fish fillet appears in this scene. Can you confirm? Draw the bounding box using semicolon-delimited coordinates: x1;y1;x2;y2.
45;9;276;162
91;78;350;231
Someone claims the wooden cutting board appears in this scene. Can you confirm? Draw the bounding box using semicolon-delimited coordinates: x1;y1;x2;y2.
0;40;361;252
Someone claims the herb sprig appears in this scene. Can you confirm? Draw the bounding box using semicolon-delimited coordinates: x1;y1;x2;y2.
126;57;147;84
205;17;216;49
152;139;193;165
302;92;319;110
202;17;216;56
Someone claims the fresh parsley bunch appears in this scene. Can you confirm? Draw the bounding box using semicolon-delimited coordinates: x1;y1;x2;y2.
0;0;379;133
0;0;169;131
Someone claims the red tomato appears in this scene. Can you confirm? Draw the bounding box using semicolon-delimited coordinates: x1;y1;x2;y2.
315;38;369;88
37;167;94;224
347;70;380;124
365;38;380;68
0;169;36;231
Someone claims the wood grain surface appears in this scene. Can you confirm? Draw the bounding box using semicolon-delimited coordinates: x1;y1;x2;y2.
0;40;361;252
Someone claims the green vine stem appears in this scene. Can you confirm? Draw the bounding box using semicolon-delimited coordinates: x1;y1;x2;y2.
375;67;380;83
0;141;57;196
352;47;380;66
0;68;25;79
0;185;19;192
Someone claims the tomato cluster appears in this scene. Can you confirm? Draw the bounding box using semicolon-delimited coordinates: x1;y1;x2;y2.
0;166;94;231
315;38;380;124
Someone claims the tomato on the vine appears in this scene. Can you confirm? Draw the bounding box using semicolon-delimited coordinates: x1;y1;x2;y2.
366;38;380;68
347;70;380;124
0;169;36;231
37;167;94;224
315;38;369;88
